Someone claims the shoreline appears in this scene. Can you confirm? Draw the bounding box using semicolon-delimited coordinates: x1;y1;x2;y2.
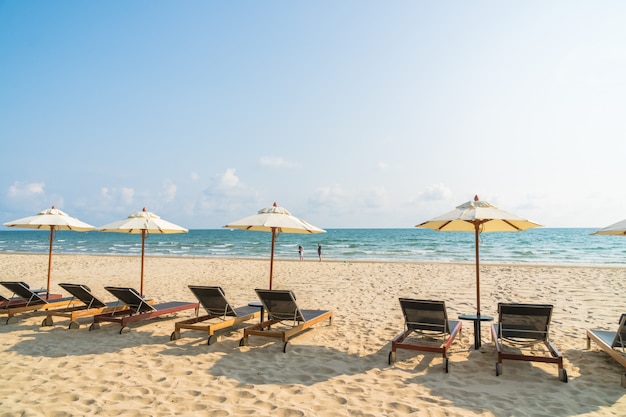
2;252;625;270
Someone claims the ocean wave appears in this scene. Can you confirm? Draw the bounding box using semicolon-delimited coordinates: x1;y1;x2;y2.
0;228;621;266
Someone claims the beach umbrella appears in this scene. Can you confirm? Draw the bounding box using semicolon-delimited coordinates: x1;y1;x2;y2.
592;219;626;236
224;202;326;289
97;208;187;296
3;206;95;297
416;195;541;317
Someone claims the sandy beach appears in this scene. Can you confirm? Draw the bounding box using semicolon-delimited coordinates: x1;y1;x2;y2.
1;253;625;416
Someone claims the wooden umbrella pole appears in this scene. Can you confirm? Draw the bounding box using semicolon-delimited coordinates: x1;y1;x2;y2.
475;224;481;316
269;228;276;290
141;229;146;296
47;227;55;298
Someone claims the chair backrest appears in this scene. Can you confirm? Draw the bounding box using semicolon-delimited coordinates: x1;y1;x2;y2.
0;281;47;306
188;285;236;317
59;283;107;309
399;298;449;334
104;286;156;313
611;313;626;349
498;303;553;342
255;289;305;322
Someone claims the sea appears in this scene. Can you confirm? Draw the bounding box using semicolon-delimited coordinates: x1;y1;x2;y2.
1;228;625;267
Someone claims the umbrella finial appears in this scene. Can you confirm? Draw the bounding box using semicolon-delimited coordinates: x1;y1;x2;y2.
273;202;278;207
51;205;56;209
474;195;479;201
143;207;147;212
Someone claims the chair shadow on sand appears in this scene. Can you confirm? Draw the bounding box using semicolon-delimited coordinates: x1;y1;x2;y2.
163;326;626;416
161;329;390;386
5;315;625;416
399;345;625;417
4;316;183;358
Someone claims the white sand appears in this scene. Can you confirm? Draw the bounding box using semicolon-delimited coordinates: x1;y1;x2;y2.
1;254;625;416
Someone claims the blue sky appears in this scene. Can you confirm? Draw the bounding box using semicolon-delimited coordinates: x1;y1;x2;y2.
1;1;625;229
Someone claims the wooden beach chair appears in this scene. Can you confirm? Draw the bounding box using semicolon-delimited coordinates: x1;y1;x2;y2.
239;289;333;353
90;286;199;334
0;281;82;325
42;283;137;329
587;314;626;387
389;298;462;373
491;303;567;382
170;285;260;345
0;282;62;308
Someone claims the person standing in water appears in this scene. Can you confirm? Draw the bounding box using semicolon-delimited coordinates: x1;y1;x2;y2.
298;245;304;261
317;243;322;262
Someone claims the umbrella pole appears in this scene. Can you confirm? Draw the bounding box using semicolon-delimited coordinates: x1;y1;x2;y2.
475;224;480;316
47;227;55;298
141;230;146;296
269;228;276;290
472;223;484;350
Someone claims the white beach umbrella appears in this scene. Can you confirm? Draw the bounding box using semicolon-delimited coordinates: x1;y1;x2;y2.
97;207;188;295
416;195;541;317
3;206;95;296
224;202;326;289
592;219;626;236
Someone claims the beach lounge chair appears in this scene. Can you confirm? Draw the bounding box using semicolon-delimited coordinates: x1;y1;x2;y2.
586;314;626;387
491;303;567;382
0;282;62;308
389;298;462;373
170;285;261;345
90;286;199;334
41;283;137;329
239;289;333;353
0;281;82;324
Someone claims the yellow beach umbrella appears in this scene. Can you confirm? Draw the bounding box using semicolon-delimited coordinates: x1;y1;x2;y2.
416;195;541;348
97;208;187;296
592;219;626;235
224;202;326;289
3;206;95;296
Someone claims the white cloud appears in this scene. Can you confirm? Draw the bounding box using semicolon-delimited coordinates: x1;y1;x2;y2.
161;181;177;202
203;168;250;202
218;168;239;190
259;156;298;169
311;184;347;206
418;184;453;201
362;187;388;209
99;186;134;206
7;182;45;198
121;187;134;205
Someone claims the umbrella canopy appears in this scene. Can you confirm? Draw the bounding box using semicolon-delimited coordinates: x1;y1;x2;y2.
97;207;187;295
416;195;541;316
224;202;326;289
3;206;95;296
592;219;626;235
